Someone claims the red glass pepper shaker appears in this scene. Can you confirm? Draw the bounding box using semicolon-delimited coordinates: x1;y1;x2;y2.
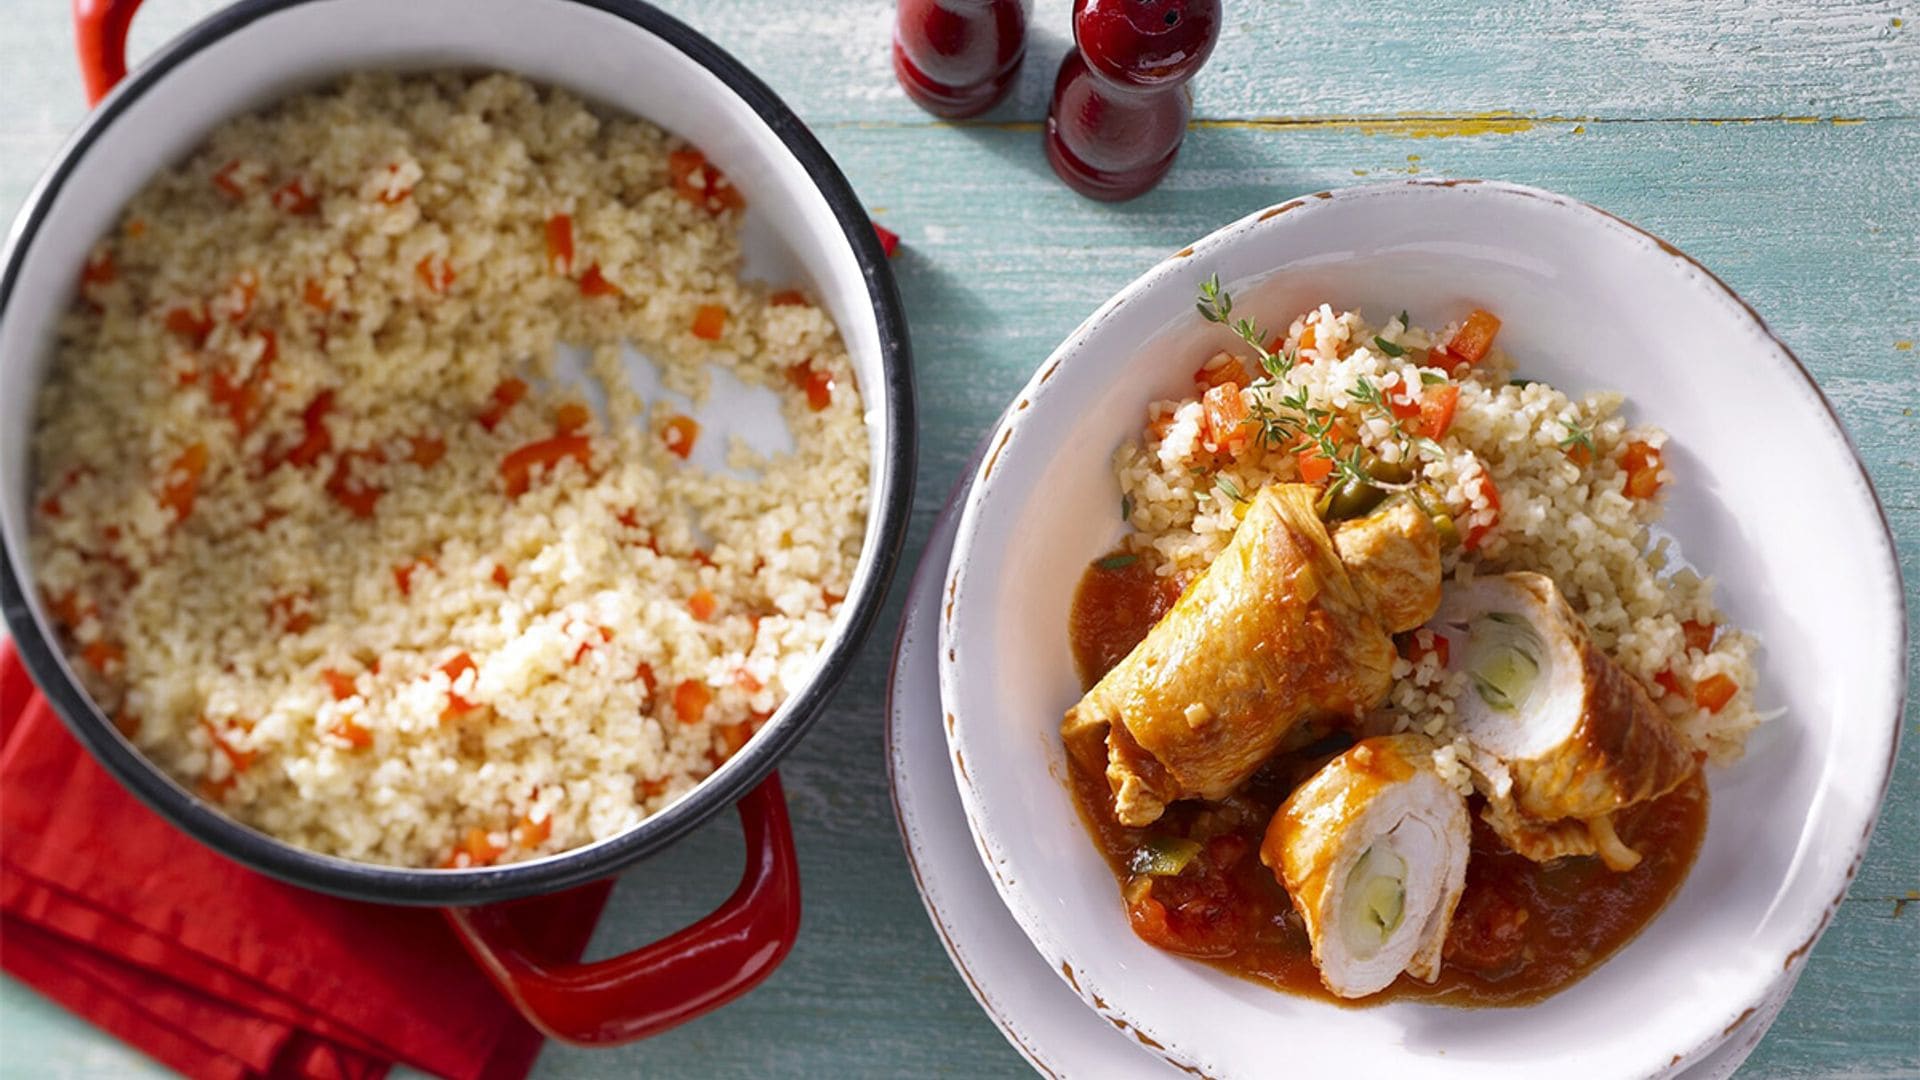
893;0;1029;119
1046;0;1221;201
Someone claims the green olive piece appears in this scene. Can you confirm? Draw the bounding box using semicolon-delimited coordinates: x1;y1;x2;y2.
1367;458;1414;486
1324;477;1388;520
1406;482;1461;550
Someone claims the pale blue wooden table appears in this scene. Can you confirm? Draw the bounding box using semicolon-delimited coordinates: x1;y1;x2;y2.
1;1;1915;1076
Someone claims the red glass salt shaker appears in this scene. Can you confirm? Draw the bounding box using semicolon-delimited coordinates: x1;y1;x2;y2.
893;0;1029;119
1046;0;1221;201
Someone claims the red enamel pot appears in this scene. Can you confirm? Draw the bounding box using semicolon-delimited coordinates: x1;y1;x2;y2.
0;0;914;1045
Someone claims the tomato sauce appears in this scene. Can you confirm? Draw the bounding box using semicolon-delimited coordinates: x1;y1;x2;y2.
1066;550;1709;1006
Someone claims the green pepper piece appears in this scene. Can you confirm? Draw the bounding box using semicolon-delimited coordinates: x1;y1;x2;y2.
1128;835;1203;877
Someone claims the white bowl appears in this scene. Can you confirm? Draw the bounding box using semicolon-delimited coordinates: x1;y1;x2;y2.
937;180;1904;1080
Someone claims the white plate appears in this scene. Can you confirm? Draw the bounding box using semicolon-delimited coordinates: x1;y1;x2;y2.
888;468;1799;1079
937;181;1904;1079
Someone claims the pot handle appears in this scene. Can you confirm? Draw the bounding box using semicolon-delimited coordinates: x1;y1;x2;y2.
74;0;145;105
444;772;801;1045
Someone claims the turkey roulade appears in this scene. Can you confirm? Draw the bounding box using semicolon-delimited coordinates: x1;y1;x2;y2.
1260;734;1471;999
1062;484;1441;827
1427;571;1697;870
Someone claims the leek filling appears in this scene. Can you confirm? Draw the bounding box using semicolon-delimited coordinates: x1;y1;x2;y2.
1465;612;1545;712
1340;844;1408;956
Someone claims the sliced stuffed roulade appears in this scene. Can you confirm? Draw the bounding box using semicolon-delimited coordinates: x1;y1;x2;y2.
1261;734;1471;999
1427;571;1697;870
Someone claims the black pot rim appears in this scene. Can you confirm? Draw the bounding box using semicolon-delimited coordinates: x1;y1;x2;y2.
0;0;916;906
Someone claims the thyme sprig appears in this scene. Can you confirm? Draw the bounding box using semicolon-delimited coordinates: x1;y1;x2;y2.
1197;273;1293;379
1192;276;1444;491
1558;420;1597;456
1344;377;1439;477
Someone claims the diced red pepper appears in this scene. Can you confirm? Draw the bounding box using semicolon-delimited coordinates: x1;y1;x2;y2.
201;718;256;773
1194;353;1249;391
635;662;658;697
715;722;753;760
303;279;333;312
393;558;432;596
1462;471;1502;551
554;402;591;434
80;250;116;289
668;148;746;214
281;389;334;469
673;679;712;725
769;288;807;307
165;304;214;345
159;443;208;522
688;588;717;621
546;213;574;275
1653;669;1685;698
1292;420;1353;486
1694;673;1738;714
661;415;699;459
81;640;124;674
324;448;385;518
478;378;528;431
1296;324;1319;360
442;827;503;868
691;304;727;340
211;160;246;200
1417;384;1459;439
491;564;511;588
1201;382;1251;456
217;270;257;323
1446;309;1501;366
578;263;622;297
416;255;455;294
1399;629;1450;668
48;591;94;630
440;652;479;721
376;163;412;205
208;326;276;434
271;177;318;215
407;434;446;468
267;592;312;634
501;433;592;496
514;814;552;848
1682;620;1716;654
1620;441;1663;499
786;361;834;411
571;626;613;665
330;716;373;749
1388;389;1424;423
321;669;358;700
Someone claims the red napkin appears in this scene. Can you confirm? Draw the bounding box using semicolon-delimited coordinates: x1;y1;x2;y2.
0;644;612;1080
